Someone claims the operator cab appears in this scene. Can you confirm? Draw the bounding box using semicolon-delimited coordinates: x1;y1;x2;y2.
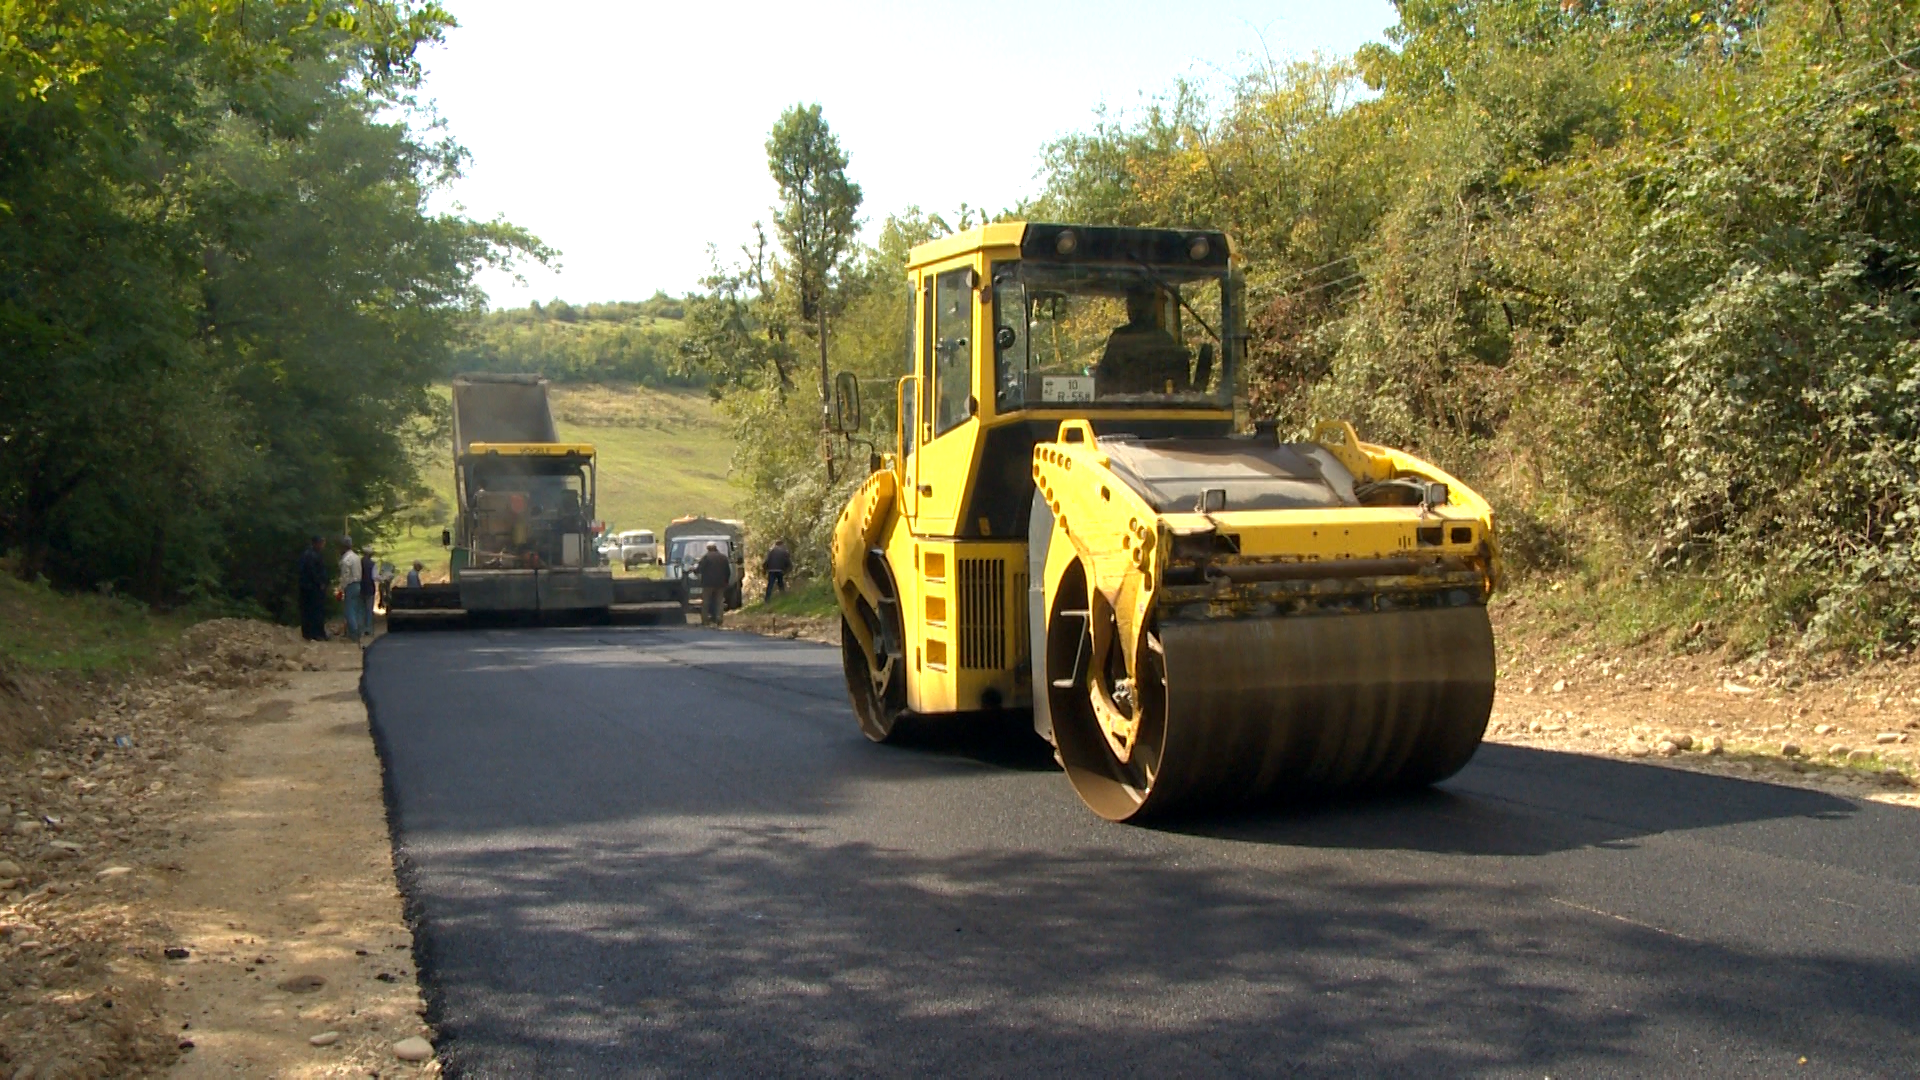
988;228;1232;414
898;223;1241;541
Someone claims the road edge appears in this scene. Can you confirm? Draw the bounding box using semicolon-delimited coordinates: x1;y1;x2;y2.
359;635;456;1074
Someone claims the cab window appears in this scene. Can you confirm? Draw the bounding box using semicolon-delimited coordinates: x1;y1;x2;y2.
990;262;1230;410
932;268;974;435
903;284;922;461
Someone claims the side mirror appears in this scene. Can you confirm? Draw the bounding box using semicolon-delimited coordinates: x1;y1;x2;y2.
832;371;861;434
1195;342;1215;389
440;528;451;548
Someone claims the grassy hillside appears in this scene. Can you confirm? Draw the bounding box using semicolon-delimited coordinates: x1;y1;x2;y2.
448;297;695;386
383;384;740;577
0;569;190;675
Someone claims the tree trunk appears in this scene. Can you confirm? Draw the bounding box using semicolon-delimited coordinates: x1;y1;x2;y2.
140;521;167;606
14;511;48;583
11;459;90;582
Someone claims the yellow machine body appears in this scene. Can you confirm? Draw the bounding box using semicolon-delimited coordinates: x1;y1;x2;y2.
831;222;1499;820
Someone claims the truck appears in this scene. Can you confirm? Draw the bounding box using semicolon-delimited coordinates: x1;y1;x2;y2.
662;515;744;612
388;374;684;624
829;222;1499;821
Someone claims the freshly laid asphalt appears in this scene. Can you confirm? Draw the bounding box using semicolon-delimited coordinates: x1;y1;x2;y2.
363;625;1920;1077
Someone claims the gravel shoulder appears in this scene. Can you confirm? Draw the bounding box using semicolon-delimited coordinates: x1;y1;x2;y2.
0;622;434;1078
162;650;433;1078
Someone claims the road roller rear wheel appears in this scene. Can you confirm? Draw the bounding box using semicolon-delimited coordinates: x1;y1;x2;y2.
842;615;907;743
1046;561;1169;821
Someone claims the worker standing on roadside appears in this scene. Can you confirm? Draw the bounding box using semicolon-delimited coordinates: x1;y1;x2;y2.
340;537;364;642
297;535;330;641
359;546;379;642
407;561;424;589
761;539;792;603
696;542;732;627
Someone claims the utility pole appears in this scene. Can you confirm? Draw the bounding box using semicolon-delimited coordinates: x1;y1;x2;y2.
819;278;835;484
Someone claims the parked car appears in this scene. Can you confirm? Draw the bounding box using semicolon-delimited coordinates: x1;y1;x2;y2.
614;529;657;569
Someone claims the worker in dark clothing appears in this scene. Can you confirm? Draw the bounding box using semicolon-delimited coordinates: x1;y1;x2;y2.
358;545;379;643
761;539;792;603
696;542;733;627
1097;286;1190;395
297;535;330;641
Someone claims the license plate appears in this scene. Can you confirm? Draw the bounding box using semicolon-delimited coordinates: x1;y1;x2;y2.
1041;376;1094;403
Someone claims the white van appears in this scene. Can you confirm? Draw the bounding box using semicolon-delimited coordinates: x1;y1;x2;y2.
614;529;657;569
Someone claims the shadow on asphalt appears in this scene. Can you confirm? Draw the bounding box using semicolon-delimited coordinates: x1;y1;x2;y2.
1158;743;1862;857
402;812;1917;1077
884;709;1060;772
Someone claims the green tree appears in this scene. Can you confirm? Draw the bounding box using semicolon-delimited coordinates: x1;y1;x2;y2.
765;104;863;477
0;0;547;616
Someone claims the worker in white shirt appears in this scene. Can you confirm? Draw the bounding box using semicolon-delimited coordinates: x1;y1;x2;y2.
339;537;365;642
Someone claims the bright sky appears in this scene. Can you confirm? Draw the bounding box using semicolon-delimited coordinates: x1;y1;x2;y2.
418;1;1399;307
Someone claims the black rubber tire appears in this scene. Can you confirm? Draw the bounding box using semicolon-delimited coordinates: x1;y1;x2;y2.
841;616;907;743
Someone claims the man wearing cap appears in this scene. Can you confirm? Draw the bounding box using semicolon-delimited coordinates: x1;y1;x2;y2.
696;541;733;627
297;535;330;641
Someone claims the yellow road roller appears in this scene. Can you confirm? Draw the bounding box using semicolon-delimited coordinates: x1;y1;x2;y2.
830;222;1500;821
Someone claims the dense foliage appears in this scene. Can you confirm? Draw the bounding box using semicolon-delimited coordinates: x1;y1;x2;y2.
0;1;542;615
447;294;699;385
1032;0;1920;652
681;0;1918;652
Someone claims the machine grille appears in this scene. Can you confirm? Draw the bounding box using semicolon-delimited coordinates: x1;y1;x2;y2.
1012;571;1030;666
957;558;1006;669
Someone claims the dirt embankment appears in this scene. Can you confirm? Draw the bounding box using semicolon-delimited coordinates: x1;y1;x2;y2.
1;622;433;1078
1489;601;1919;804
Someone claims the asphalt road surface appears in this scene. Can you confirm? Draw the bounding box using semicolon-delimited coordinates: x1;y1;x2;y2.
364;626;1920;1077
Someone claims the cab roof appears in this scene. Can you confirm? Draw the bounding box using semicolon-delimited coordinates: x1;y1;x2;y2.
907;221;1232;271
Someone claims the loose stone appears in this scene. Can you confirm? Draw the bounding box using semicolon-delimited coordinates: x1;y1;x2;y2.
278;973;326;993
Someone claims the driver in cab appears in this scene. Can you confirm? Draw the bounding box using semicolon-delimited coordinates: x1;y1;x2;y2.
1097;286;1190;395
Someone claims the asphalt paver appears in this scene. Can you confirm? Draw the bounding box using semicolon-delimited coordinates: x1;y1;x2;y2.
364;626;1920;1077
